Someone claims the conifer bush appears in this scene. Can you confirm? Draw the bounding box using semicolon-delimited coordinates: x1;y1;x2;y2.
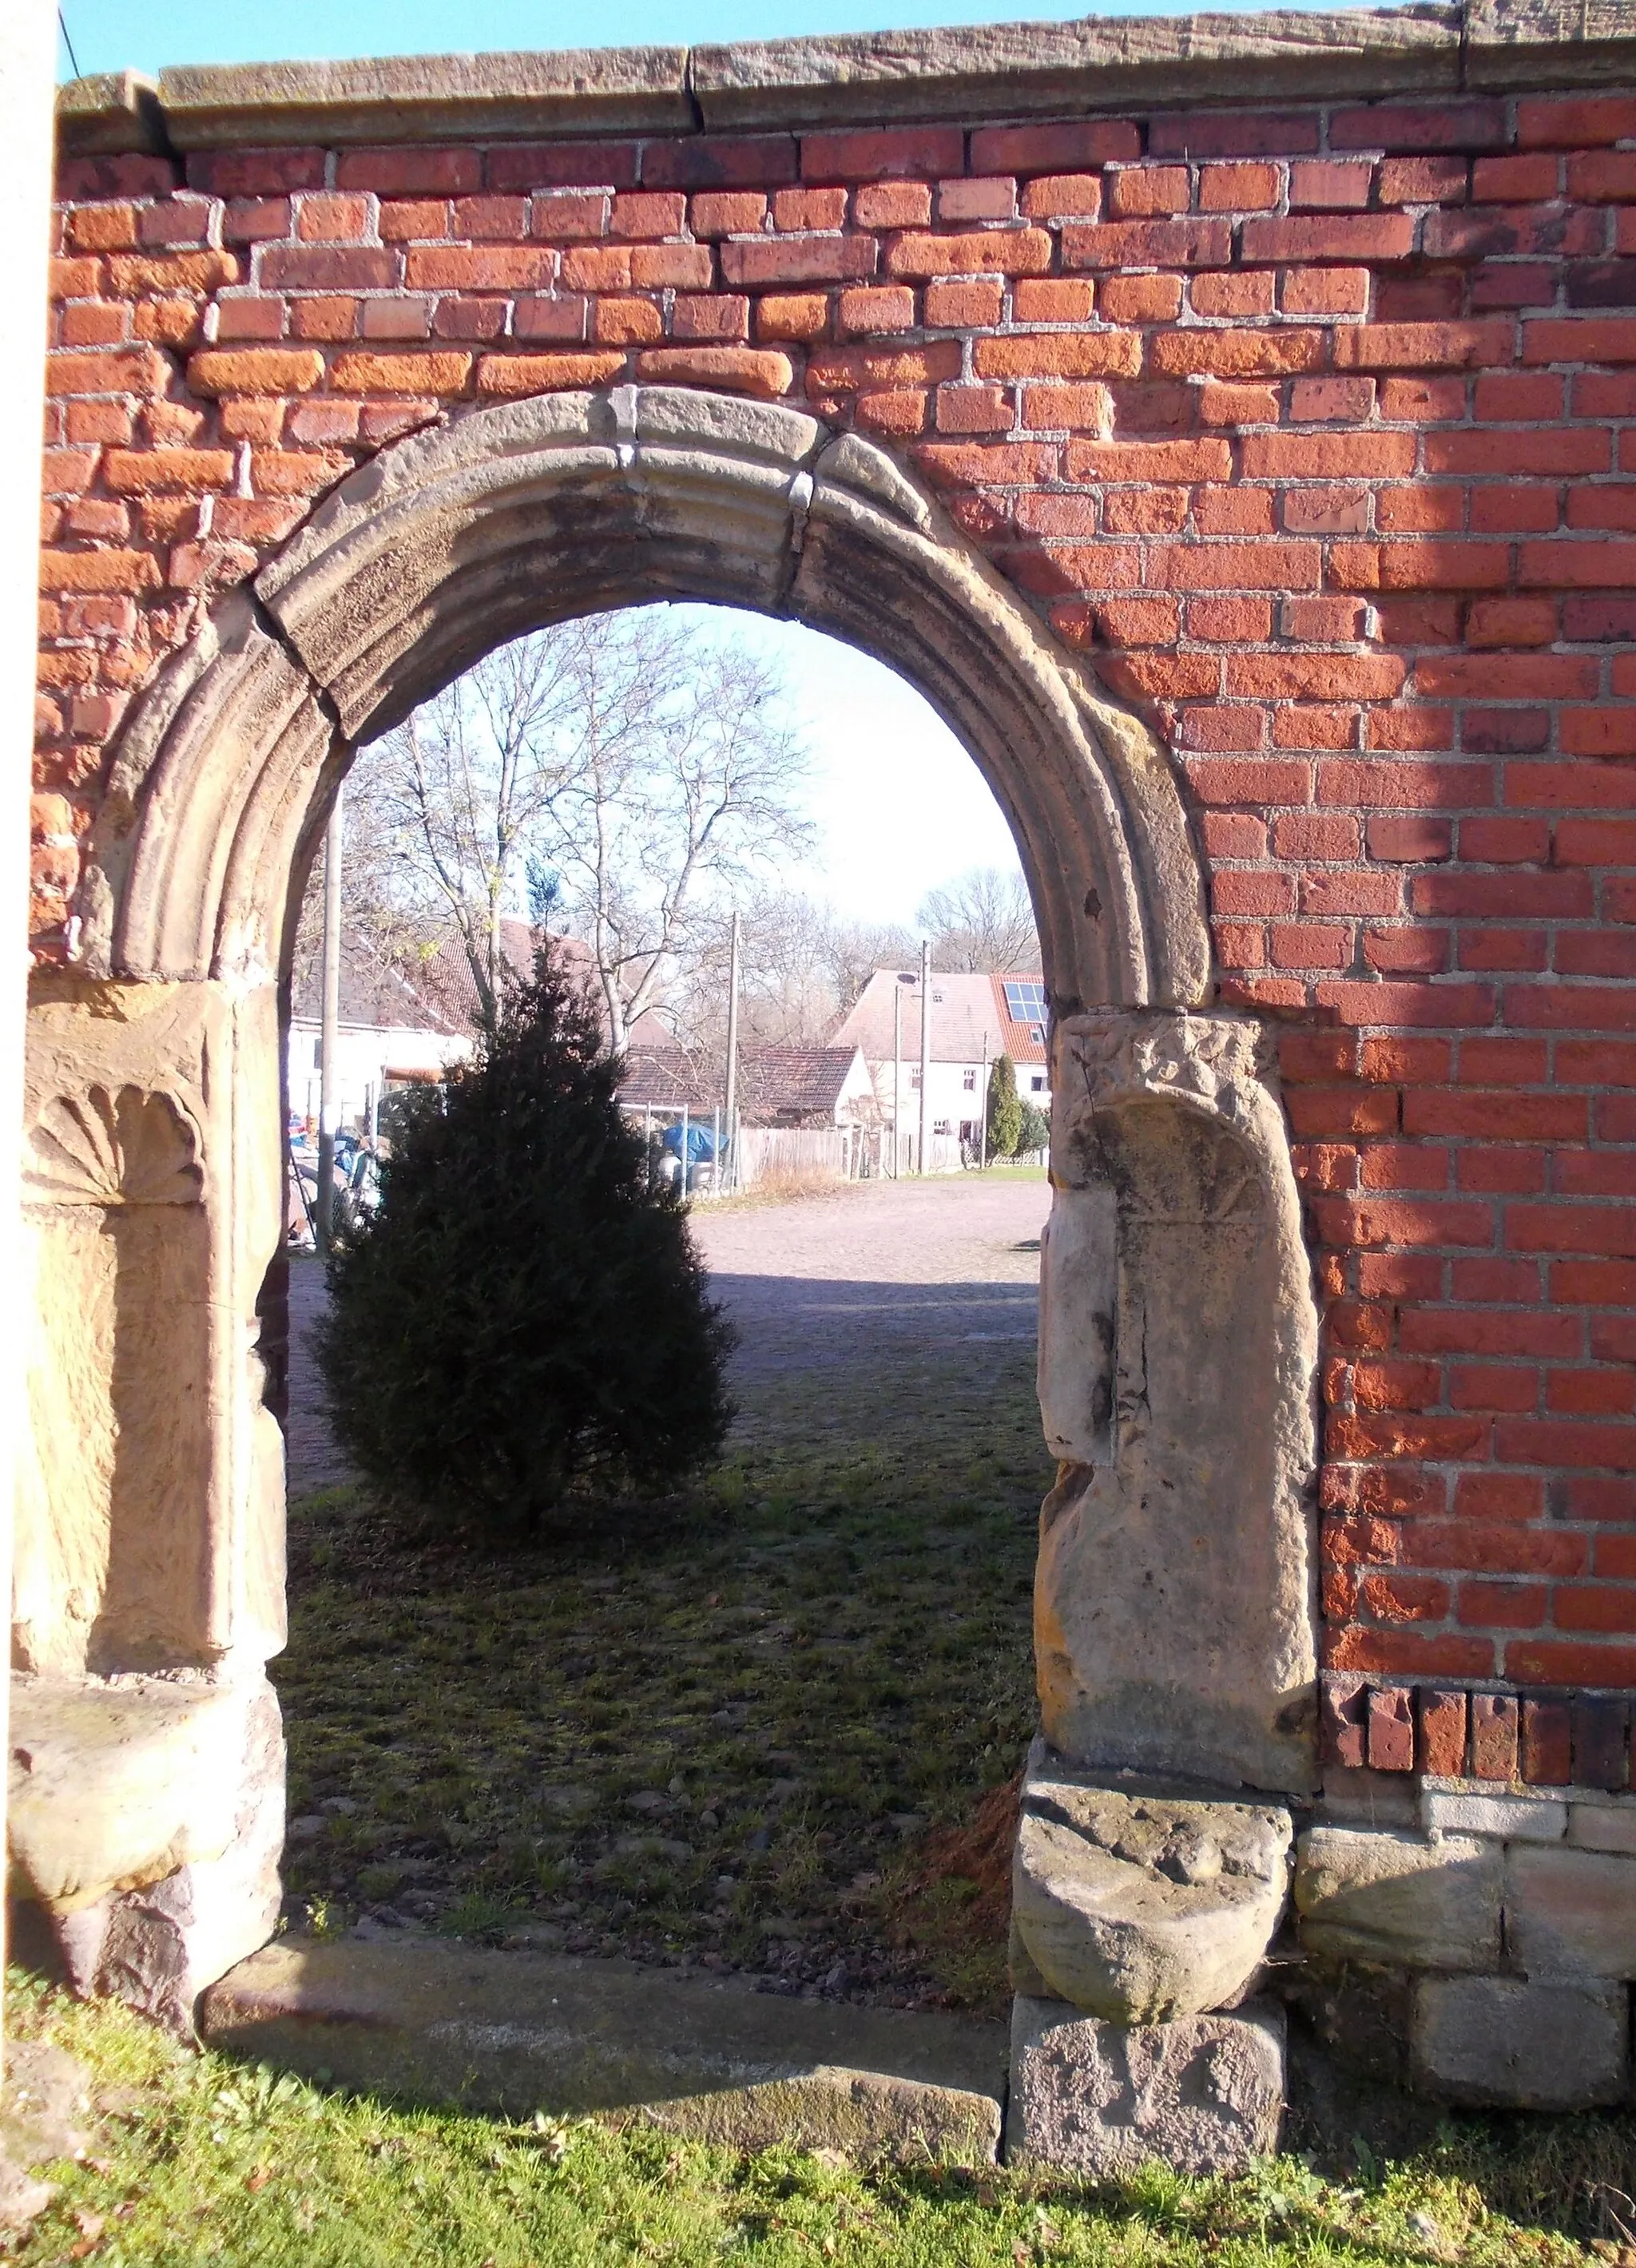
1017;1100;1050;1157
316;951;734;1532
985;1053;1022;1160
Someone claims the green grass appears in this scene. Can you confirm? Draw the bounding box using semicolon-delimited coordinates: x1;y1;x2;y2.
277;1338;1049;2011
10;1965;1628;2268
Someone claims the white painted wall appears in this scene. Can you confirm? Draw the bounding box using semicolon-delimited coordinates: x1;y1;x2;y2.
285;1019;473;1132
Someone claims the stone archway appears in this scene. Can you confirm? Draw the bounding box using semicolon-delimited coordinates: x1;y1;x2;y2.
17;384;1316;2024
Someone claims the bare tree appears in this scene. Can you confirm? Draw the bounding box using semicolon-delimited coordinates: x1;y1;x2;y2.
543;613;811;1053
310;609;811;1045
915;865;1038;973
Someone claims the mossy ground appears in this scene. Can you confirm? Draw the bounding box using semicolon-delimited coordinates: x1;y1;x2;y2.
11;1965;1636;2268
276;1334;1048;2012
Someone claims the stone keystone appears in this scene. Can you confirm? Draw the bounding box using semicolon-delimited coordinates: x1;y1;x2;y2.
1011;1743;1293;2022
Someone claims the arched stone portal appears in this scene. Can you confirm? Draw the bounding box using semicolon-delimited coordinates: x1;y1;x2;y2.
17;384;1317;2025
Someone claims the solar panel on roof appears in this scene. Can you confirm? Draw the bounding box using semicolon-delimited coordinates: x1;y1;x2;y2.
1002;980;1047;1025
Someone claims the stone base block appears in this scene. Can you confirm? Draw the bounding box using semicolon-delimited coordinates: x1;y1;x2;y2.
1411;1976;1629;2109
1012;1741;1292;2023
1005;1996;1285;2176
10;1671;284;2033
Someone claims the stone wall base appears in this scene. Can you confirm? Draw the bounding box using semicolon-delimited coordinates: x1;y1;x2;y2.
1005;1997;1285;2175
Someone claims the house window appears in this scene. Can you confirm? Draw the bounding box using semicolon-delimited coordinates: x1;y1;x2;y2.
312;1039;321;1070
962;1068;977;1090
1030;1075;1046;1092
909;1066;921;1087
933;1120;952;1136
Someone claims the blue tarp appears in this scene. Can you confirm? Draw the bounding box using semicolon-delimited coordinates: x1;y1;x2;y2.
660;1120;724;1164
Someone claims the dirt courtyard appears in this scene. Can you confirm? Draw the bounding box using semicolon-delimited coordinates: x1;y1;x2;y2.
286;1172;1051;1491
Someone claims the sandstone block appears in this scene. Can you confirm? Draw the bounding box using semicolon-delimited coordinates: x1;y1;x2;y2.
1012;1747;1292;2022
1504;1843;1636;1980
1567;1802;1636;1854
1006;1996;1285;2176
1294;1826;1500;1970
1420;1787;1566;1842
1412;1976;1628;2108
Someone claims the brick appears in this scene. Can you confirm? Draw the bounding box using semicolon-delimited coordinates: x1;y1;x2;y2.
1242;214;1414;264
689;191;766;237
1150;330;1324;377
1062;218;1232;270
592;298;664;346
1281;267;1372;317
1290;160;1374;209
37;548;161;593
801;127;964;182
1012;280;1096;323
641;137;794;191
975;333;1142;380
259;244;397;291
1335;322;1513;370
1368;1683;1416;1770
1572;1699;1630;1791
329;351;471;395
1420;1687;1469;1775
101;448;234;494
924;278;1004;327
186;348;324;396
1330;102;1507;153
1193;272;1275;318
884;229;1053;280
635;347;793;399
939;176;1016;223
1321;1673;1369;1768
475;351;626;395
1107;166;1191;218
1019;175;1102;220
971;121;1141;172
756;295;829;342
837;285;915;335
720;236;877;287
1470;1692;1520;1781
1101;274;1185;322
1379;156;1468;205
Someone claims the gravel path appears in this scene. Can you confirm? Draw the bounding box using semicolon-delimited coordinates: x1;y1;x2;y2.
284;1174;1050;1493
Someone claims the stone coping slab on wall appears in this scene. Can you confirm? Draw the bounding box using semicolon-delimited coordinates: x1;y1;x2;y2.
54;0;1636;154
200;1937;1007;2161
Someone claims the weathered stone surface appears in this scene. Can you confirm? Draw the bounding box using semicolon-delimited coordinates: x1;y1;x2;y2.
21;977;286;1681
1503;1844;1636;1981
1037;1013;1318;1795
201;1938;1005;2160
1420;1786;1565;1842
1411;1977;1628;2108
1012;1747;1292;2022
1007;1996;1285;2176
1567;1801;1636;1854
1294;1828;1500;1972
10;1672;284;2029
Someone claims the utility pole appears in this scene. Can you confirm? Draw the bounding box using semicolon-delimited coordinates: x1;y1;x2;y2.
316;783;343;1251
979;1028;989;1172
892;976;903;1180
723;909;741;1194
917;938;931;1176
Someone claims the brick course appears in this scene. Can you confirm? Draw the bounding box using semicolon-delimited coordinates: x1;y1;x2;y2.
37;85;1636;1695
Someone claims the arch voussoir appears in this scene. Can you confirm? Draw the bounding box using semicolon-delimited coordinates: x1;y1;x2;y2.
86;383;1209;1013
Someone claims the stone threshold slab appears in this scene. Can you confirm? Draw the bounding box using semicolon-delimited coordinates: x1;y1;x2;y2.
199;1938;1007;2162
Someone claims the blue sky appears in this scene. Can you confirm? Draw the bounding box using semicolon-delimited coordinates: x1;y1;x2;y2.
58;0;1351;79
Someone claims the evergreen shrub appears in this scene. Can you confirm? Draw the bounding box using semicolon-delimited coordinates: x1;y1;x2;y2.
986;1053;1022;1159
317;951;734;1532
1017;1100;1050;1156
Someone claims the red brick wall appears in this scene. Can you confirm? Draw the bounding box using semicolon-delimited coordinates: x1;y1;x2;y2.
35;90;1636;1703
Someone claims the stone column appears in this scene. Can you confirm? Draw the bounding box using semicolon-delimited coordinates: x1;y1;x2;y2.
1011;1006;1319;2171
13;976;287;2030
